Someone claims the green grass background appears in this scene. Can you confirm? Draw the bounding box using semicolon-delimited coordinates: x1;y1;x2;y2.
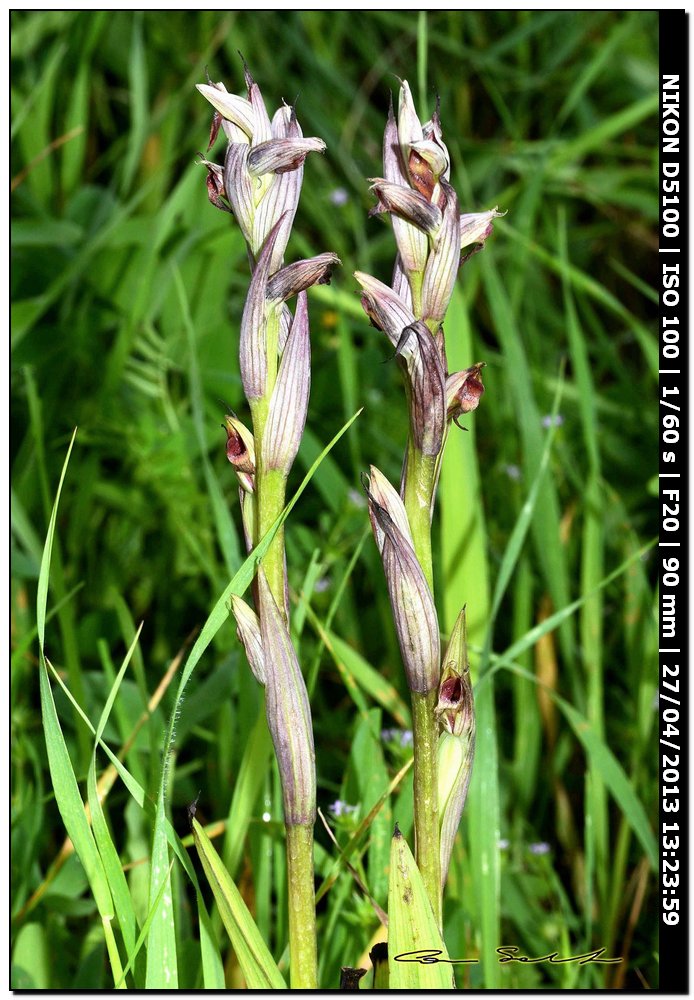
11;10;659;990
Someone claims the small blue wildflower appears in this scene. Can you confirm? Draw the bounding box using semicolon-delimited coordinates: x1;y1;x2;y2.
541;414;564;429
498;838;510;850
329;799;357;818
504;464;521;481
314;576;330;593
348;488;367;509
329;187;349;206
381;728;413;748
529;841;550;856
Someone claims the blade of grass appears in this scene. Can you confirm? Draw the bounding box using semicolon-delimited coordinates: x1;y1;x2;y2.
487;661;657;870
192;818;287;989
388;827;454;990
87;627;144;985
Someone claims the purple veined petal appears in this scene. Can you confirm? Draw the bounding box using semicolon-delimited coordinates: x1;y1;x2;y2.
223;142;255;245
278;303;293;353
196;83;255;139
262;291;311;475
252;186;297;272
239;216;287;400
391;254;413;309
370;179;442;235
460;207;505;249
422;99;451;182
397;79;424;152
248;137;326;177
243;65;273;145
239;489;255;555
394;321;447;456
266;253;340;304
367;497;440;694
251;108;306;267
421;180;461;326
365;466;413;554
354;271;415;349
253;103;306;268
257;570;316;826
370;179;433;275
230;595;266;685
383;95;409;186
271;102;299;140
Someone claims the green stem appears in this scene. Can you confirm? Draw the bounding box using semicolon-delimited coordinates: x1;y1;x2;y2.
286;824;318;988
402;436;442;926
402;439;436;592
252;392;318;983
252;394;287;614
256;465;287;613
411;689;442;927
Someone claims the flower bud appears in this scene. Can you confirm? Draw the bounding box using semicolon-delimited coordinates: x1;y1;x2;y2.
435;606;474;733
223;413;255;492
460;208;505;251
365;487;440;694
365;465;413;554
446;363;486;426
437;726;474;888
262;291;310;475
230;595;265;684
257;571;316;826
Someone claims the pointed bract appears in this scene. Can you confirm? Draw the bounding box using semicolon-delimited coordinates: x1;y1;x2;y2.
437;726;475;889
366;466;413;553
262;292;311;474
223;142;255;244
366;496;440;694
230;596;265;685
239;218;286;400
258;572;316;826
421;181;460;327
395;322;446;457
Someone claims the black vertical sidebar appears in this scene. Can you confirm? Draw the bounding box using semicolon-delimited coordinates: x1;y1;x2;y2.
658;10;688;995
